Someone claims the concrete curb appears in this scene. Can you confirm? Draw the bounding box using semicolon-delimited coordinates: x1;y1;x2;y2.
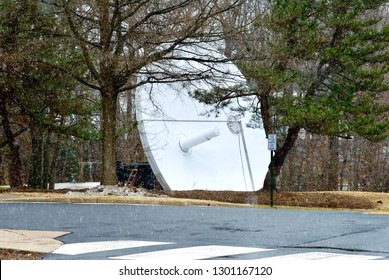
0;193;251;208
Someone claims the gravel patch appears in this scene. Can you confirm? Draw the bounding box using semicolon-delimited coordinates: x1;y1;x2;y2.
66;185;168;198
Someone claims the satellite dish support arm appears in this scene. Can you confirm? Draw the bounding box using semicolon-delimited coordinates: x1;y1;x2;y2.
179;127;220;153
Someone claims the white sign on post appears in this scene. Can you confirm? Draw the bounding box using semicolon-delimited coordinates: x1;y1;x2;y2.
268;134;277;151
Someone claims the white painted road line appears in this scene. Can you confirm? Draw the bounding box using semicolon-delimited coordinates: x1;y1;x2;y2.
258;252;380;260
51;239;384;260
52;240;172;255
110;245;272;260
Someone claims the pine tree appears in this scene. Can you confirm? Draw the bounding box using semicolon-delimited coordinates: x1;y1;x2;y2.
200;0;389;190
0;0;99;188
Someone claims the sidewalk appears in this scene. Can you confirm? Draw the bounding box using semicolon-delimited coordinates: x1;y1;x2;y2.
0;229;69;253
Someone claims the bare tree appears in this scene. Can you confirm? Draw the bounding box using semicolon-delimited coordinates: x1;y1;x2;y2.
53;0;243;185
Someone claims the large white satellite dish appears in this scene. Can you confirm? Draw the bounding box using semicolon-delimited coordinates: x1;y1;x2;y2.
136;43;269;191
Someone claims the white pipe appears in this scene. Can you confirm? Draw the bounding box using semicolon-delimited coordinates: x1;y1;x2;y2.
179;127;220;152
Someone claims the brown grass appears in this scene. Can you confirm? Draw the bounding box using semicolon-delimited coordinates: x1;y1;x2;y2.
2;187;388;211
164;190;389;211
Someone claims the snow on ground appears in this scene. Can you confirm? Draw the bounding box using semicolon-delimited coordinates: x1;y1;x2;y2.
3;182;164;198
64;184;167;198
54;182;100;190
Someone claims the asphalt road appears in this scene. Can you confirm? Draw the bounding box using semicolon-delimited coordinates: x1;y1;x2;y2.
1;202;388;260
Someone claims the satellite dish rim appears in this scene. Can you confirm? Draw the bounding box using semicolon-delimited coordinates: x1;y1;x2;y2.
135;100;172;191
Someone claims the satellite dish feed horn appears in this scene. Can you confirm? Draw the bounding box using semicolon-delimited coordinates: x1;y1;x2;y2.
179;127;220;153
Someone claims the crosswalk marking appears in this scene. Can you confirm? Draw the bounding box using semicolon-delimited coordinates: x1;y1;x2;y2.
110;245;272;260
258;252;380;260
52;240;172;255
51;240;384;260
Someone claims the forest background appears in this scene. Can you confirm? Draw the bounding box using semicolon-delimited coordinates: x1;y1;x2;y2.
0;0;388;192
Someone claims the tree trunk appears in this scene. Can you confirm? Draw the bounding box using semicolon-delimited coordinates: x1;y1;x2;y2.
77;140;84;182
48;134;61;190
0;93;23;188
28;127;45;188
0;155;5;185
59;143;68;182
99;0;119;185
261;125;301;191
327;136;339;190
100;90;118;185
42;132;50;189
87;141;94;182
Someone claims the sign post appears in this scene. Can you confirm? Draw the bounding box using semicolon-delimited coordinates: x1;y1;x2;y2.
268;134;277;207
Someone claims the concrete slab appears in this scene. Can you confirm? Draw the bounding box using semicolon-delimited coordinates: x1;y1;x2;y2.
0;229;69;253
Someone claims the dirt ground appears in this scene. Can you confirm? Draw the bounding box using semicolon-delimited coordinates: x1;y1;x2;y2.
1;187;388;260
0;248;45;260
166;189;386;210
